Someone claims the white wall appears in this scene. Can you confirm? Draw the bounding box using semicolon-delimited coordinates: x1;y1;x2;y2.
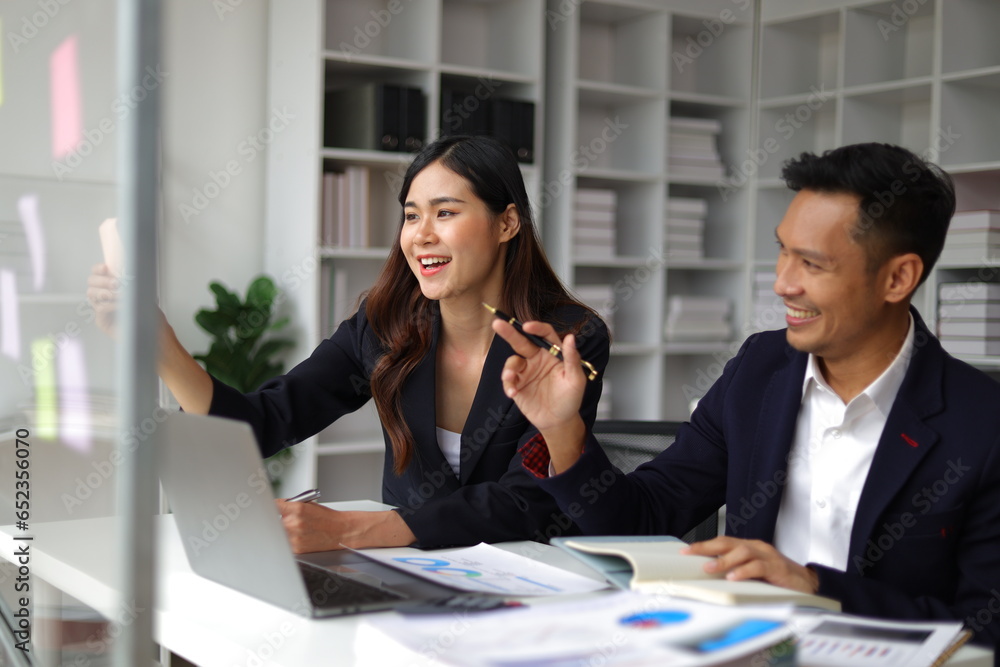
160;1;270;353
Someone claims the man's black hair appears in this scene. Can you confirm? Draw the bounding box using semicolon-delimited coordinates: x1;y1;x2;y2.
781;143;956;286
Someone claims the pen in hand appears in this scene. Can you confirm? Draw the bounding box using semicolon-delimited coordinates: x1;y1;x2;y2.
483;302;599;381
284;488;321;503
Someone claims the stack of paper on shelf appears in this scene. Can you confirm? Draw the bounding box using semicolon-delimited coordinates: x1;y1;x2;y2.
668;117;725;181
573;188;617;259
319;166;370;248
937;281;1000;357
574;283;616;336
940;210;1000;263
751;270;784;331
665;197;707;260
664;295;732;342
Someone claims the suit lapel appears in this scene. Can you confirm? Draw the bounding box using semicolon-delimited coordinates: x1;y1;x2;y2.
745;346;808;542
459;332;516;484
848;313;944;561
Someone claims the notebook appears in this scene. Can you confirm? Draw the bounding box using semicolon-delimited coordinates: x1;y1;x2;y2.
158;412;459;617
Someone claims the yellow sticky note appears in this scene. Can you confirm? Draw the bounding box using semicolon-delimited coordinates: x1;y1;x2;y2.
32;338;58;439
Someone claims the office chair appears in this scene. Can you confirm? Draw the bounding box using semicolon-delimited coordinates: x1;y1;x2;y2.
592;419;721;544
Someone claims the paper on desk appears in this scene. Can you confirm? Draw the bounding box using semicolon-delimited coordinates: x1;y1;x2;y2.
793;613;968;667
349;542;609;596
355;590;795;667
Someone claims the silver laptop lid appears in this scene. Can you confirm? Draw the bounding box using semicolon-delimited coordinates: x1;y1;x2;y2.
159;412;313;615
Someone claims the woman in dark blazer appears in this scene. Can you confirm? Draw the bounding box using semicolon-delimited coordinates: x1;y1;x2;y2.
89;135;609;551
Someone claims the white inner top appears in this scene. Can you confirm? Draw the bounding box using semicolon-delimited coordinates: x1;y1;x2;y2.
436;427;462;478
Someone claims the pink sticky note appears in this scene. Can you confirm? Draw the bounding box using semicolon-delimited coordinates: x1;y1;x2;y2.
50;35;82;160
0;269;19;360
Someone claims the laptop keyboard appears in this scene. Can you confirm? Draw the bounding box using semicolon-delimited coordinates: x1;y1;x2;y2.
297;561;408;610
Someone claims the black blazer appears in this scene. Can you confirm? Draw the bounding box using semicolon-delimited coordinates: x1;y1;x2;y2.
209;299;610;548
540;309;1000;649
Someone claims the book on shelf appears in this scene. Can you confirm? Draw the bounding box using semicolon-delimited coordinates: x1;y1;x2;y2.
937;320;1000;338
440;90;535;163
668;117;724;181
551;535;841;611
666;295;732;318
948;209;1000;231
575;187;617;210
939;337;1000;356
324;83;426;153
668;116;723;135
324;83;399;151
938;281;1000;302
666;196;708;218
573;283;616;336
574;226;616;243
939;301;1000;320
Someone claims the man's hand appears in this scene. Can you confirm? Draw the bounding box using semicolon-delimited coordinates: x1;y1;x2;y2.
491;318;588;472
682;537;820;593
275;501;416;553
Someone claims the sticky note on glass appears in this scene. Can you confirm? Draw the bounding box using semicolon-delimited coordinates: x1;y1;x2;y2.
50;35;82;160
32;338;58;440
99;218;124;278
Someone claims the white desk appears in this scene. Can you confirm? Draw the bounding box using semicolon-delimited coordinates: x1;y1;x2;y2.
0;503;993;666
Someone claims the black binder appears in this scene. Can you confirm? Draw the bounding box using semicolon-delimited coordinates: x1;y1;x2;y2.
400;86;426;153
324;83;400;151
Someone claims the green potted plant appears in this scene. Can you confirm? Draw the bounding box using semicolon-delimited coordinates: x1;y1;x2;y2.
193;274;296;491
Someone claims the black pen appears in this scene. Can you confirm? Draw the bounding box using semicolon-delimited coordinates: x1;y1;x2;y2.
483;302;598;381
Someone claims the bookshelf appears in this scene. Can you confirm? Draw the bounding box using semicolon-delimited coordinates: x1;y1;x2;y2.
544;0;754;421
757;0;1000;384
265;0;1000;497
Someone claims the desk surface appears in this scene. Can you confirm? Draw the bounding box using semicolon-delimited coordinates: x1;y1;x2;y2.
1;502;993;667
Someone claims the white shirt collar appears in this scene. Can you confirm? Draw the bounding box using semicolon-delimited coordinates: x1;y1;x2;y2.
800;313;915;416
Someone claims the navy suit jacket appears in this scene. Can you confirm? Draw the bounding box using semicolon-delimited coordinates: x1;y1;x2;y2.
540;309;1000;648
210;299;609;548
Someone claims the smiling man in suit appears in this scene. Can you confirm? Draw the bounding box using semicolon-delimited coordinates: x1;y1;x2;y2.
493;142;1000;651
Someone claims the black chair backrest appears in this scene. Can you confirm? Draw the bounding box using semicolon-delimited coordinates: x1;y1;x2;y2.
592;419;719;543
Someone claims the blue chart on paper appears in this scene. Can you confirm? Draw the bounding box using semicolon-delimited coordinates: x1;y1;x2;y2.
619;610;692;628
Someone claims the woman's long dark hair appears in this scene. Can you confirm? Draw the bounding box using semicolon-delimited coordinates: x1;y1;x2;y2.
365;135;592;474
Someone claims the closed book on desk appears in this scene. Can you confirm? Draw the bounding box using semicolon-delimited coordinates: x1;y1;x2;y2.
553;535;841;612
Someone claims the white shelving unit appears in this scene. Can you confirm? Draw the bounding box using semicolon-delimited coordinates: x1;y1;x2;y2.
266;0;545;500
757;0;1000;384
544;0;754;421
265;0;1000;496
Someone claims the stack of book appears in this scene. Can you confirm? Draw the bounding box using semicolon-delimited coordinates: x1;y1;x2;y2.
324;83;426;152
665;197;707;260
938;282;1000;357
664;295;732;342
668;117;725;181
319;166;370;248
573;283;616;336
573;188;617;259
751;270;784;331
940;210;1000;263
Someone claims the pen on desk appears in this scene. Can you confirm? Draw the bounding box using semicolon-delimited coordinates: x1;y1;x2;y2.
483;302;599;381
284;488;320;503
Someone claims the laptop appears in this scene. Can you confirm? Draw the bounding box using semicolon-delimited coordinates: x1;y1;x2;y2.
158;412;461;617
